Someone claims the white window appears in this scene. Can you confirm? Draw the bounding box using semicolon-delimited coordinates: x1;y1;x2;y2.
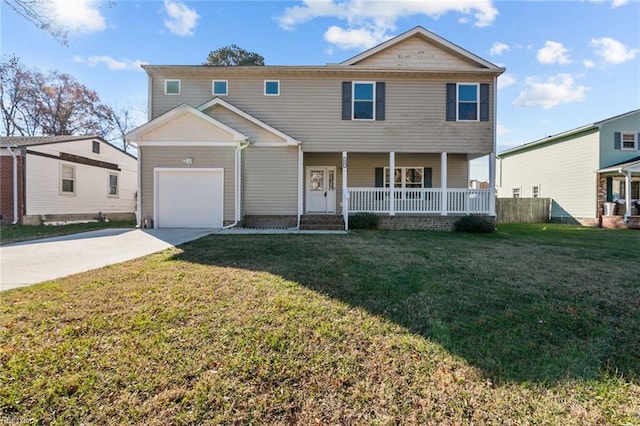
108;173;119;197
264;80;279;96
532;185;540;198
212;80;228;96
353;82;375;120
165;79;180;95
622;132;637;150
92;140;100;154
61;164;75;194
457;83;479;121
512;187;521;198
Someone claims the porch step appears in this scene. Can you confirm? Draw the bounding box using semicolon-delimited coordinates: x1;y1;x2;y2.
300;215;345;231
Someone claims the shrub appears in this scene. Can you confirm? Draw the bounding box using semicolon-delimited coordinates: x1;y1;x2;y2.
454;215;496;233
349;213;379;230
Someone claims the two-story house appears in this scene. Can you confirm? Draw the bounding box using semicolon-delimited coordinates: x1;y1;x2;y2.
497;109;640;228
126;26;505;230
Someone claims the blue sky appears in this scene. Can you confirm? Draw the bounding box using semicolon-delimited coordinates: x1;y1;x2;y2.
2;0;639;179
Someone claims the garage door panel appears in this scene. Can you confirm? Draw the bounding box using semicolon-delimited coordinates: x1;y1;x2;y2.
157;170;223;228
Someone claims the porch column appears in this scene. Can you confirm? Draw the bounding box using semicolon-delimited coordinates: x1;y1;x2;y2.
342;151;348;230
624;170;632;222
441;152;448;216
489;152;496;216
389;151;395;216
297;146;303;228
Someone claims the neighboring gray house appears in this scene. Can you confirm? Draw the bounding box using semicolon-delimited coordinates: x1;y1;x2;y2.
497;110;640;227
0;135;137;225
126;26;505;230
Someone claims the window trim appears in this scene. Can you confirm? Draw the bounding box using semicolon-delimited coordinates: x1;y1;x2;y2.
512;187;521;199
212;80;228;96
457;83;480;122
264;80;280;96
621;131;637;151
60;163;76;195
383;167;424;189
92;140;100;154
164;79;181;95
532;185;540;198
352;81;376;121
108;172;119;198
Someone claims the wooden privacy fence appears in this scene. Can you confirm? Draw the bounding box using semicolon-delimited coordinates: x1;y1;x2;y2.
496;198;551;224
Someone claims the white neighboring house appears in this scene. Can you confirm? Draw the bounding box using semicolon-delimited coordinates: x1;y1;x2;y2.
0;135;137;225
496;109;640;227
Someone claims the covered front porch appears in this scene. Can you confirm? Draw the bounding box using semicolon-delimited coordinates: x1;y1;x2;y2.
597;157;640;229
301;151;495;230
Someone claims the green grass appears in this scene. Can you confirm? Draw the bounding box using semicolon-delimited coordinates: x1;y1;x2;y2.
0;221;136;245
1;224;639;424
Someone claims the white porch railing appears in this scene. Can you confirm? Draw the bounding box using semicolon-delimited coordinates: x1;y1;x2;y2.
348;188;491;214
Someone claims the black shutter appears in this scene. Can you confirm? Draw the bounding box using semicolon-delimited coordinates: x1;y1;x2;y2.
637;133;640;150
606;177;613;202
614;132;621;150
375;167;384;187
446;83;456;121
423;167;432;188
479;83;489;122
375;82;385;121
342;82;352;120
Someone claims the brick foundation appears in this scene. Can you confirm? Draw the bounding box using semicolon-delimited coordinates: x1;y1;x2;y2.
376;215;471;231
243;215;297;229
601;215;640;230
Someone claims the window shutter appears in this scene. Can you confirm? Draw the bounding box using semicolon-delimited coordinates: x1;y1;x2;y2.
606;177;613;202
479;83;489;122
637;133;640;150
375;167;384;187
342;82;352;120
446;83;456;121
614;132;621;150
423;167;432;188
375;82;385;121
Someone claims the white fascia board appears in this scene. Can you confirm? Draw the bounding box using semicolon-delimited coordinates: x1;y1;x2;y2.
198;98;301;146
135;141;240;147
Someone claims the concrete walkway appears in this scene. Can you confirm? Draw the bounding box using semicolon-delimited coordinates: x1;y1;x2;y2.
0;228;216;291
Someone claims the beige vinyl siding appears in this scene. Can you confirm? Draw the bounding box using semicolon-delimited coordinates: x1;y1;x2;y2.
24;141;137;216
140;146;235;222
205;105;286;144
304;152;468;213
140;112;235;142
498;131;600;219
353;37;480;70
150;75;494;155
243;146;298;215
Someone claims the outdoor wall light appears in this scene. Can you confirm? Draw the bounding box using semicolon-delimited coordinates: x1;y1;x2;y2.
183;157;193;166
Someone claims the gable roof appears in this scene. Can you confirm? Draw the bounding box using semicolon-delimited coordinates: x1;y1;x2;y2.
0;135;136;159
596;155;640;174
339;26;503;71
125;104;247;143
498;109;640;157
198;98;301;146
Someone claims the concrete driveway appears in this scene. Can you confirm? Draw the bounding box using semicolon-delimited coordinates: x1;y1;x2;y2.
0;228;216;291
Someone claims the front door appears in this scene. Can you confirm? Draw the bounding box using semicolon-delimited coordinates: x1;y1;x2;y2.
306;166;336;213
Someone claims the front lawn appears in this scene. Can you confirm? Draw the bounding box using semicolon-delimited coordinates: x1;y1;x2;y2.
1;224;639;424
0;221;136;245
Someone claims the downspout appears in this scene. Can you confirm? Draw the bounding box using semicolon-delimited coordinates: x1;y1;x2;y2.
7;146;19;225
294;143;303;229
222;139;251;229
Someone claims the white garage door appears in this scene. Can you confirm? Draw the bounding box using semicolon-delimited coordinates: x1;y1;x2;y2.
156;169;224;228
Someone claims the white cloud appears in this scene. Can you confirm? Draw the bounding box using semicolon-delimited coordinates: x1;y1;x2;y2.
583;59;596;68
590;37;638;64
513;74;588;109
498;74;516;89
164;0;199;37
537;41;571;65
45;0;107;33
278;0;498;50
497;122;511;135
611;0;629;7
490;42;509;56
73;55;147;70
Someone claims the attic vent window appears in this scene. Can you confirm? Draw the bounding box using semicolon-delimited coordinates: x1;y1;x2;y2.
264;80;280;96
213;80;228;96
92;140;100;154
165;79;180;95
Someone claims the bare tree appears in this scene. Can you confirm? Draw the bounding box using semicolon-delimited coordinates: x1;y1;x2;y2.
0;55;35;136
3;0;113;45
107;105;145;153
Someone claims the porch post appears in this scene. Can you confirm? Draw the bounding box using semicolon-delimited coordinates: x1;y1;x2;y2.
624;170;631;222
297;145;303;228
489;152;496;216
389;151;395;216
441;152;448;216
342;151;348;230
